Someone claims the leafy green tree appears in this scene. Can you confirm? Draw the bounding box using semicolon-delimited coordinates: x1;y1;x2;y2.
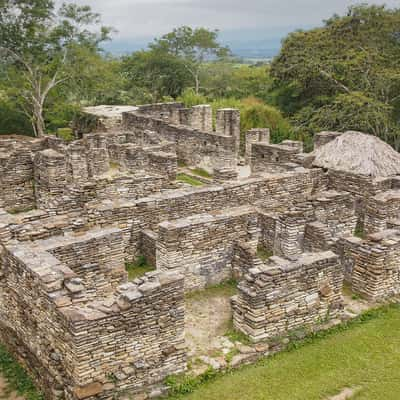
121;49;192;102
270;4;400;147
0;0;111;136
150;26;231;94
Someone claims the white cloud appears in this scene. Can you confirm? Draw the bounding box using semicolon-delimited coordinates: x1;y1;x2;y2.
56;0;399;42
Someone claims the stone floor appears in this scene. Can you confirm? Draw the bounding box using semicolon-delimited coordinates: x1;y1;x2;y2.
185;288;234;358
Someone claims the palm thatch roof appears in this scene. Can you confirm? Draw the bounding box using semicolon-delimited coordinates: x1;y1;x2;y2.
311;131;400;177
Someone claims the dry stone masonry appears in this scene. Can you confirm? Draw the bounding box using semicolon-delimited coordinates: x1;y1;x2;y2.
1;102;400;399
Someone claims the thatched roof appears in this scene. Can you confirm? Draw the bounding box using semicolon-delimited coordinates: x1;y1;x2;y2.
311;131;400;177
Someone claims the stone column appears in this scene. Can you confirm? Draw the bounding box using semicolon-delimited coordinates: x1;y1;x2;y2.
190;105;213;132
216;108;241;155
85;134;110;177
34;149;67;210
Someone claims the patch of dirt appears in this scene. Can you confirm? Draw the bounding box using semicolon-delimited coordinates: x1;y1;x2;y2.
0;376;25;400
327;387;361;400
342;292;377;317
185;291;233;358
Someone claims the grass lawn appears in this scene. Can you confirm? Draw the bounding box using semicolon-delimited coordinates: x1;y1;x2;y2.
170;304;400;400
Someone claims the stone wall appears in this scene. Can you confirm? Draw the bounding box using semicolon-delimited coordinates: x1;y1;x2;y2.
364;190;400;234
257;189;356;259
0;230;186;400
34;228;126;300
156;206;259;290
0;137;46;212
313;131;342;149
232;251;344;342
250;142;303;174
338;230;400;300
123;111;237;171
245;128;270;163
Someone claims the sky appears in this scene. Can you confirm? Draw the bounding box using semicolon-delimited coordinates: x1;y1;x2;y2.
59;0;400;56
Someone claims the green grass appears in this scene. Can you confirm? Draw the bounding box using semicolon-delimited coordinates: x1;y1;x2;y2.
178;160;188;168
186;279;238;301
125;256;155;280
177;173;204;187
257;244;273;261
56;127;74;141
7;206;35;215
0;344;43;400
189;168;213;179
168;304;400;400
354;221;366;239
224;319;251;345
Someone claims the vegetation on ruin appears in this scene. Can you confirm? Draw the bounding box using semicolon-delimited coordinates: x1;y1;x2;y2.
167;303;400;399
256;244;273;261
176;174;204;187
0;344;43;400
125;256;155;280
188;168;212;179
185;279;238;301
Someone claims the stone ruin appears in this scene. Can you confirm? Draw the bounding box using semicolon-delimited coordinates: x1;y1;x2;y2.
0;102;400;399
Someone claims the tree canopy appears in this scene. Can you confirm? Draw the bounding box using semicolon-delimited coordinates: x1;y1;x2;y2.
0;0;111;136
150;26;231;94
270;4;400;148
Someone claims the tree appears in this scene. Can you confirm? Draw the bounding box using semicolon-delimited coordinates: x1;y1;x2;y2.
270;4;400;147
0;0;111;136
150;26;231;94
121;49;192;102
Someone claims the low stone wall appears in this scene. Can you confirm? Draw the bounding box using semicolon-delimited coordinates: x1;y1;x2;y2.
33;228;126;300
0;137;46;212
245;128;270;163
94;174;168;202
0;230;186;400
127;169;320;257
327;170;392;222
156;206;259;290
257;189;355;259
232;251;344;342
364;190;400;234
311;190;357;237
313;131;342;149
123;111;237;171
338;230;400;300
250;142;303;174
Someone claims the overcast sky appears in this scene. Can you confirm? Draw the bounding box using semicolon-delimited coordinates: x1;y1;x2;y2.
60;0;399;52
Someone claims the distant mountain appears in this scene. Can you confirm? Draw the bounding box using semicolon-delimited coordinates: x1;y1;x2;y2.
102;26;312;59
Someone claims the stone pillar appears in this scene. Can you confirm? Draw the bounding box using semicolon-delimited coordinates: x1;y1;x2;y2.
34;149;68;210
190;105;213;132
169;108;181;125
216;108;241;155
245;128;270;163
85;134;110;177
67;144;89;184
178;108;191;126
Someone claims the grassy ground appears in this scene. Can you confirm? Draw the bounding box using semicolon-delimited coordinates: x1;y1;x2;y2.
125;256;155;280
189;168;212;179
0;344;42;400
170;304;400;400
176;173;204;187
